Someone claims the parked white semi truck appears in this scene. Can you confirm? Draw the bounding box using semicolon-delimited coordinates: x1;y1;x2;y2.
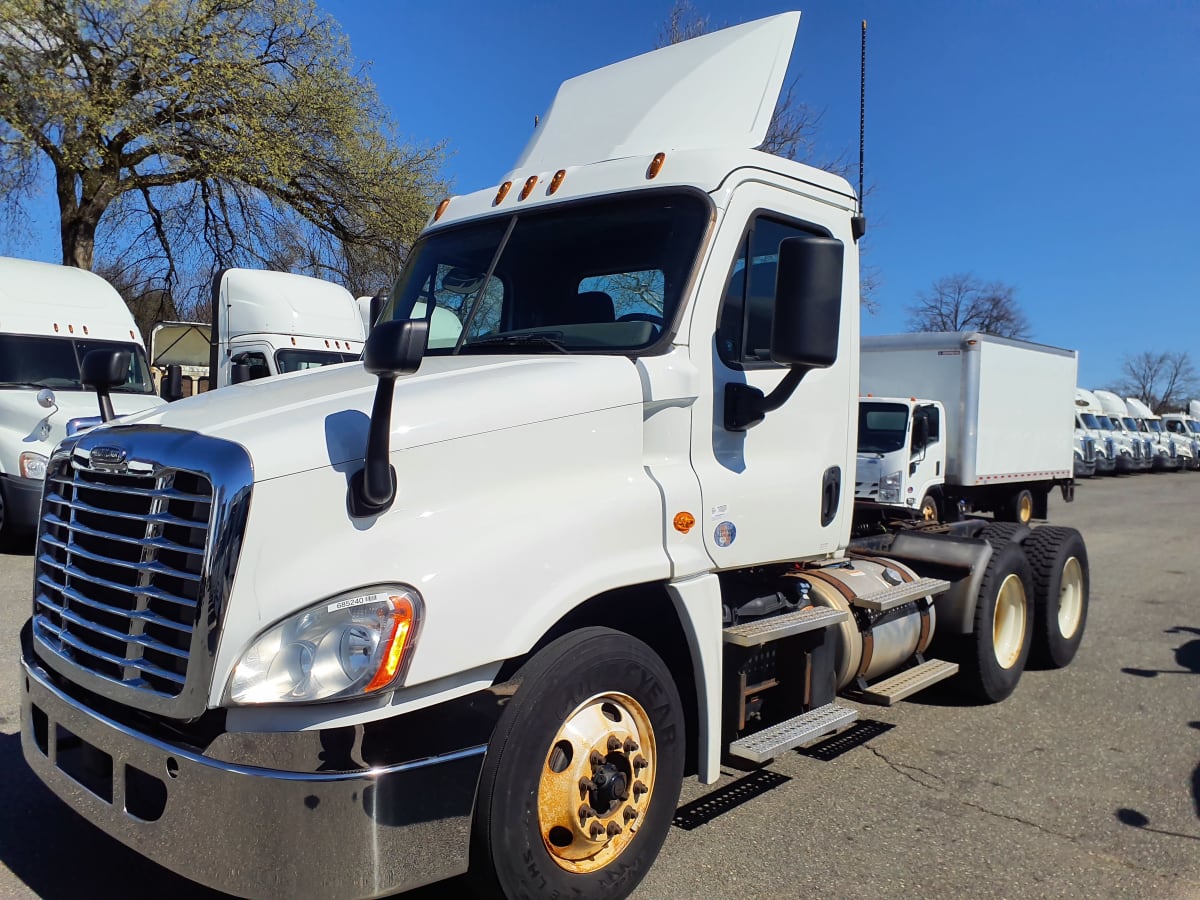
1073;389;1116;475
857;333;1077;524
1126;397;1188;471
1162;409;1200;469
0;257;164;541
155;268;367;400
19;16;1092;900
1092;389;1151;472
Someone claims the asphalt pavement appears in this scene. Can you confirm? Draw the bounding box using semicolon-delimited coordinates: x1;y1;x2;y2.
0;472;1197;899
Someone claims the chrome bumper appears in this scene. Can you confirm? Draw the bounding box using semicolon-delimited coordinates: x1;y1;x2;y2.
21;647;485;899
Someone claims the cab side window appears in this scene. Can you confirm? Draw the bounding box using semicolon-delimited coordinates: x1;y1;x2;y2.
716;216;823;368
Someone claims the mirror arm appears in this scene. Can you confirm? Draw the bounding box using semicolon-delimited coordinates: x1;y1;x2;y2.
349;375;399;517
724;367;806;432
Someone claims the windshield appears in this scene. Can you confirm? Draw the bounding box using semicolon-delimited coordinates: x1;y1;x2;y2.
1146;419;1164;433
1080;413;1100;429
275;349;358;373
1123;417;1140;431
381;191;710;355
1096;416;1116;431
858;402;909;454
1189;421;1200;434
0;334;154;394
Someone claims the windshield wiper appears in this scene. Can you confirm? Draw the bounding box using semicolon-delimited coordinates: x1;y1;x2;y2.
464;333;569;354
0;380;52;389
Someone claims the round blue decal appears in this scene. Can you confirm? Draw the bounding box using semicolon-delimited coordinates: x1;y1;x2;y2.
714;521;737;547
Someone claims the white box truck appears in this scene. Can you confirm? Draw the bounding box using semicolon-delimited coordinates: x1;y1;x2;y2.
0;257;164;541
859;333;1077;523
153;268;367;400
18;15;1092;899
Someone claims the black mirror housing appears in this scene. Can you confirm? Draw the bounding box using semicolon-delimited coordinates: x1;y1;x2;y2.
80;349;130;422
163;364;185;402
770;235;843;369
364;318;428;377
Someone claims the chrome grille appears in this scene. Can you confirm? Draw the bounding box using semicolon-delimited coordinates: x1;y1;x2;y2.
1082;437;1096;462
33;461;212;698
1105;437;1115;457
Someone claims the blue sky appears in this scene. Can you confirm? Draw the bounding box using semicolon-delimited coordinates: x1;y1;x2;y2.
7;1;1199;390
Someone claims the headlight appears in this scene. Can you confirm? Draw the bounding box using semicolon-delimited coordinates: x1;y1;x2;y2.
19;451;48;480
879;470;902;503
227;585;421;705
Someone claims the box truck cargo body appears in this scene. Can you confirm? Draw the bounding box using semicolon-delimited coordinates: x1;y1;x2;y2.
860;333;1076;521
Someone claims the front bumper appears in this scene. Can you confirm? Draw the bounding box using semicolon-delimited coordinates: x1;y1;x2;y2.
21;644;485;899
0;473;44;532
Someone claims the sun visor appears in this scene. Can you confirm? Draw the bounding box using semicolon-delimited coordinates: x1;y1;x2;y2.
509;11;800;176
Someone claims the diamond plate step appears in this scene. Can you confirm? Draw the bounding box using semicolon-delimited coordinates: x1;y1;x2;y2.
723;605;849;647
857;658;959;706
851;576;950;612
728;703;858;763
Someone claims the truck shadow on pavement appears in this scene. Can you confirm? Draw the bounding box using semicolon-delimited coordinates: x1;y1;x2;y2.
1113;626;1200;841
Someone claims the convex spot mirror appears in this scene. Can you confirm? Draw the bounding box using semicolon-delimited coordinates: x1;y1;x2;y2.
770;235;844;369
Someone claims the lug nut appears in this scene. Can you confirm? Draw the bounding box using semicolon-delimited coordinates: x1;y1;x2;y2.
579;777;596;794
633;755;648;771
616;788;630;801
606;821;623;837
623;807;638;822
579;804;596;821
623;738;639;753
607;735;622;752
589;751;605;767
589;821;605;839
633;780;648;796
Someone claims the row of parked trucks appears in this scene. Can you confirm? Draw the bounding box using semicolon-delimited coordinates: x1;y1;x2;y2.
1072;389;1200;476
0;11;1166;897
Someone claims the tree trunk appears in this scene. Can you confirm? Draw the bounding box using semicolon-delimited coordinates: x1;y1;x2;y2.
55;167;102;270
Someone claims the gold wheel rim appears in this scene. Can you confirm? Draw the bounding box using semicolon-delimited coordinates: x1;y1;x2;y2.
993;573;1027;669
921;498;937;521
537;692;656;874
1018;493;1033;523
1058;557;1084;638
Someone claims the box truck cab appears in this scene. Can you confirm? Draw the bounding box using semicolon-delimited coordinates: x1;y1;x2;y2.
19;16;1094;900
855;396;946;519
1126;397;1187;471
1092;389;1151;472
0;257;165;540
1161;411;1200;470
1074;388;1116;475
156;270;367;400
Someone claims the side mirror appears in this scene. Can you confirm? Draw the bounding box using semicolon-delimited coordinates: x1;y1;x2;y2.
912;415;930;450
368;292;388;336
163;364;185;402
349;319;429;518
36;388;57;410
724;235;844;431
80;349;130;423
230;362;251;385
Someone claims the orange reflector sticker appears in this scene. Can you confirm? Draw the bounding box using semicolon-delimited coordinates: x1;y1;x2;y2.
673;512;696;534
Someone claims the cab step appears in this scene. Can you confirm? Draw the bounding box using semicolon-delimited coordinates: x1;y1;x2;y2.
851;576;951;612
728;702;858;763
723;605;849;647
855;658;959;706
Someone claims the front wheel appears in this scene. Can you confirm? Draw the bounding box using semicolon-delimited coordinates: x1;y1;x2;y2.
918;492;939;522
958;540;1034;703
470;627;685;900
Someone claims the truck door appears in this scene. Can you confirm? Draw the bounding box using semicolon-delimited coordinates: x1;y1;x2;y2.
687;186;855;568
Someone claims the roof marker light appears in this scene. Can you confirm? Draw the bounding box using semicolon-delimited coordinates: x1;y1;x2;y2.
53;323;59;332
548;169;566;195
82;325;89;335
493;181;512;205
433;198;451;221
519;175;539;200
68;324;74;333
647;152;667;179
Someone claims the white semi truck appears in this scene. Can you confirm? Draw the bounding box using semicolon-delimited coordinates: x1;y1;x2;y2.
18;16;1092;900
1073;389;1115;475
1125;397;1188;471
1161;408;1200;469
857;333;1077;524
1093;389;1152;472
154;268;367;400
0;257;164;541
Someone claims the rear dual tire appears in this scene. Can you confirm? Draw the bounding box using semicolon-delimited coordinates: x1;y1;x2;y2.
958;541;1034;703
1023;526;1089;668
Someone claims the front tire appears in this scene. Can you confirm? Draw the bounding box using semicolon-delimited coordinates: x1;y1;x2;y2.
1024;526;1089;668
958;541;1034;703
470;627;685;900
918;492;939;522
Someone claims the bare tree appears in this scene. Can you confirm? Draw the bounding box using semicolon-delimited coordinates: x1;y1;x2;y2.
906;273;1031;339
1113;351;1198;413
0;0;445;296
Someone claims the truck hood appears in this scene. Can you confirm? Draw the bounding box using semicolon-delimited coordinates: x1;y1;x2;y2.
117;354;644;482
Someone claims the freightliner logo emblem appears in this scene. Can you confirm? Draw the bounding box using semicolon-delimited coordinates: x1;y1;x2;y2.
89;446;128;471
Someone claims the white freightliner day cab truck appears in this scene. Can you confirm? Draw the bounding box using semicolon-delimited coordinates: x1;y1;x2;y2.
0;257;165;542
1074;388;1115;476
153;268;367;400
856;333;1078;524
18;15;1093;900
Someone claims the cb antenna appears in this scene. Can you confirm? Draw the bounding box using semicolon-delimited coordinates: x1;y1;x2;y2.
852;19;867;241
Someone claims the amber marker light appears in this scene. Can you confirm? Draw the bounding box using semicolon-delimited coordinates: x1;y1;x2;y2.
53;323;59;332
82;325;89;334
493;181;513;205
647;152;667;179
365;594;418;692
673;511;696;534
548;169;566;195
433;197;451;221
519;175;539;200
